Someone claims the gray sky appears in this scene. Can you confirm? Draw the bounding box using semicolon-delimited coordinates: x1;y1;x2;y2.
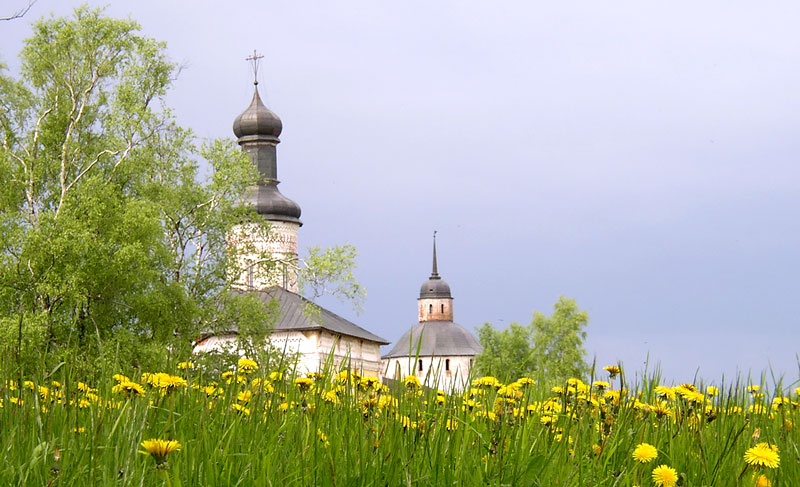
4;1;800;385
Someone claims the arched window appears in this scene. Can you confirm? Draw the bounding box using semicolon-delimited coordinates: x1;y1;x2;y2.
418;359;423;372
429;304;433;314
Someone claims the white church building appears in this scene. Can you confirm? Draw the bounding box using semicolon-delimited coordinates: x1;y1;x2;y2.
192;77;388;378
381;237;483;392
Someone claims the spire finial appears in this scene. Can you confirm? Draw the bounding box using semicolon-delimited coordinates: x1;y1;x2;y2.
246;49;264;86
431;231;440;279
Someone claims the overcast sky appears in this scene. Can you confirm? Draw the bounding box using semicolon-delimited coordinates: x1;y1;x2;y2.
4;1;800;386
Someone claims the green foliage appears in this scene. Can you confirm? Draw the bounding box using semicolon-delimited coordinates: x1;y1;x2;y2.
474;296;589;383
473;322;535;382
530;296;589;381
300;245;365;309
0;7;363;377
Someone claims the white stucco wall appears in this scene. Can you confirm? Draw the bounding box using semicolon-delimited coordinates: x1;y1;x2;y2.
194;330;383;378
383;355;475;393
227;221;300;292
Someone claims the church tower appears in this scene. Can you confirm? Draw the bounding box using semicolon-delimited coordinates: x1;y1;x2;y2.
194;63;389;374
229;75;302;292
382;235;483;392
418;234;454;322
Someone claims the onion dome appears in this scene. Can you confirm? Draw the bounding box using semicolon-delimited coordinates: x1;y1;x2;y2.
232;86;282;139
419;235;452;299
245;183;302;223
232;80;301;225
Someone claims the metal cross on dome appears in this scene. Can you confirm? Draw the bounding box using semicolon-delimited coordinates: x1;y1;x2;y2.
246;49;264;85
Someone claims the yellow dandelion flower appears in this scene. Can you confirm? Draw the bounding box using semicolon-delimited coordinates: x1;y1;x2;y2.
593;381;610;390
316;429;330;447
294;377;315;391
142;373;187;393
706;386;719;396
603;365;621;378
237;358;258;374
140;438;181;466
358;376;380;390
472;376;501;389
748;385;760;393
682;390;706;403
476;410;498;422
498;384;523;399
177;361;195;370
378;395;398;410
323;390;340;404
632;443;658;463
516;377;536;387
755;474;772;487
772;397;790;410
112;381;146;397
403;375;421;390
744;443;780;469
76;382;96;393
231;403;250;416
654;386;676;400
651;464;678;487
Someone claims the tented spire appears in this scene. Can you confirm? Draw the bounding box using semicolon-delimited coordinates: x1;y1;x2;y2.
431;231;440;279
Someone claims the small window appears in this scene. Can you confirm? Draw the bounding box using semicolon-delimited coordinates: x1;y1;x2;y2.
445;359;450;371
469;359;473;368
441;304;445;313
418;359;423;372
429;304;433;314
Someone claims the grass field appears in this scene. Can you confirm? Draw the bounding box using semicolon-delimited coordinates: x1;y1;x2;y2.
1;358;796;486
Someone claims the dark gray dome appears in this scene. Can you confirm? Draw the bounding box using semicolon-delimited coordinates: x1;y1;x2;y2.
233;87;282;138
419;277;451;299
246;183;301;223
382;321;482;358
419;235;452;298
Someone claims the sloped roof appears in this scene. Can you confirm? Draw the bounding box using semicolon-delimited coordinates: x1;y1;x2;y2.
382;321;482;358
254;287;389;344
